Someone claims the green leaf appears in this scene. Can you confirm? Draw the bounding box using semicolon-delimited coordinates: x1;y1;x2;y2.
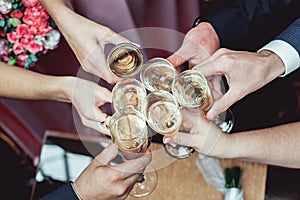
8;18;21;27
8;58;17;65
0;20;5;27
29;54;38;62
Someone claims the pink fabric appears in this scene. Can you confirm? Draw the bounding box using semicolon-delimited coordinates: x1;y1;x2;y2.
0;0;201;160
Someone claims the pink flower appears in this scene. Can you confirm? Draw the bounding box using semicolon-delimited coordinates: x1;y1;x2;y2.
13;42;24;55
17;53;29;66
21;0;39;8
26;40;42;54
7;32;19;43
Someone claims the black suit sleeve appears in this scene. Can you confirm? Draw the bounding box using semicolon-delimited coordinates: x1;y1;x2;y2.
39;182;79;200
202;0;300;50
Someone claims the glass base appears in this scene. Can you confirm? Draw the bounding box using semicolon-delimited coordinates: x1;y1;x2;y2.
164;143;195;159
130;165;158;198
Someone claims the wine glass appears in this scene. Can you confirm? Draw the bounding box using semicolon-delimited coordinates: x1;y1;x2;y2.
109;108;158;197
172;70;234;133
107;43;143;78
141;90;194;159
111;78;146;113
142;90;182;135
140;57;177;92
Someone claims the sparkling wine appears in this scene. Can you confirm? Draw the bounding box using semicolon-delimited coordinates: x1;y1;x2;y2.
147;101;182;135
107;43;143;78
110;114;148;154
172;70;212;109
112;79;146;112
140;58;177;92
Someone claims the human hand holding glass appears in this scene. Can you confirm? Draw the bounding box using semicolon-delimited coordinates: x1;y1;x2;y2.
171;69;234;133
108;108;157;197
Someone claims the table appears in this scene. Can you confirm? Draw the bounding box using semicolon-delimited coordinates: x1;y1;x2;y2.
127;143;267;200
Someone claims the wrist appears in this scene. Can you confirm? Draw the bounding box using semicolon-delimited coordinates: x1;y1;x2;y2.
257;50;285;80
44;76;75;103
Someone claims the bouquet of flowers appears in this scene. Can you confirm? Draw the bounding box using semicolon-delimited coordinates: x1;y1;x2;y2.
0;0;60;68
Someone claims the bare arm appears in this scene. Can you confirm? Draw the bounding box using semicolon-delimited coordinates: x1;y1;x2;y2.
164;113;300;168
0;62;72;102
0;63;112;134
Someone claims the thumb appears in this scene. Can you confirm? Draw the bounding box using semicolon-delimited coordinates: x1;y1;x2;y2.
93;143;119;166
206;89;236;120
163;132;203;149
167;46;191;70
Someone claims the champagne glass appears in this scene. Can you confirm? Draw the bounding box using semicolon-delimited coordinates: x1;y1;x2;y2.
111;78;146;113
140;57;177;92
142;90;194;158
172;70;234;133
107;43;143;78
109;108;158;197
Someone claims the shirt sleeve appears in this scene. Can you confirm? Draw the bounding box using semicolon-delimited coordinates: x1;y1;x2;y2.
39;182;79;200
258;18;300;77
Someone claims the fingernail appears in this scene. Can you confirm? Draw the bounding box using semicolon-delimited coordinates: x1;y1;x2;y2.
163;138;171;144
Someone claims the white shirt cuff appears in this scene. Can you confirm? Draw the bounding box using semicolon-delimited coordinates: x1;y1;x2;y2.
258;40;300;77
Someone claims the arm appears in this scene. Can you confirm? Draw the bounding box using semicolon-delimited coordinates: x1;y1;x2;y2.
0;63;112;135
164;114;300;168
39;0;129;83
195;19;299;119
40;144;152;199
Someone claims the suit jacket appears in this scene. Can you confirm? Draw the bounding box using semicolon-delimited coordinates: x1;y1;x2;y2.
39;182;79;200
203;0;300;51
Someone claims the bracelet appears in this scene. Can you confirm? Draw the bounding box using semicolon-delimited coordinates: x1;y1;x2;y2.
193;16;209;27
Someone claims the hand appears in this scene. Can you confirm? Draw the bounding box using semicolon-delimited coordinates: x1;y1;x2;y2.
72;143;152;200
193;48;285;120
163;114;229;157
167;22;220;71
68;77;113;135
40;0;130;83
63;13;130;83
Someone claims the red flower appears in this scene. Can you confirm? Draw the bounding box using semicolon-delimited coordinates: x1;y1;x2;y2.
10;11;23;18
16;24;30;37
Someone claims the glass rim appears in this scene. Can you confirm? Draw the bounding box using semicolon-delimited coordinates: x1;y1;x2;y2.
107;42;144;78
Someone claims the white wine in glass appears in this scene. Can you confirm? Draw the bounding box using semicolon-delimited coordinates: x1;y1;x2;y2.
172;70;234;132
109;108;158;197
140;57;177;92
112;78;146;113
107;43;143;78
142;90;182;135
172;69;213;110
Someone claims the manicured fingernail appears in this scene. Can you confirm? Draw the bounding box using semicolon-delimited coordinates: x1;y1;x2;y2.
163;138;170;144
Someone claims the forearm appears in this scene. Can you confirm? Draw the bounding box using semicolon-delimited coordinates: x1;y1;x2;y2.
224;122;300;168
0;63;75;102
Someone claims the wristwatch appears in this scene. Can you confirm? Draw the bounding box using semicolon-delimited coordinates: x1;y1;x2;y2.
193;16;209;27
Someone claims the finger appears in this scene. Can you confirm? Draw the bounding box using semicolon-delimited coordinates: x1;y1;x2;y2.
163;132;203;148
108;33;131;45
86;45;121;83
206;88;239;120
93;143;119;166
95;86;113;104
167;45;191;69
